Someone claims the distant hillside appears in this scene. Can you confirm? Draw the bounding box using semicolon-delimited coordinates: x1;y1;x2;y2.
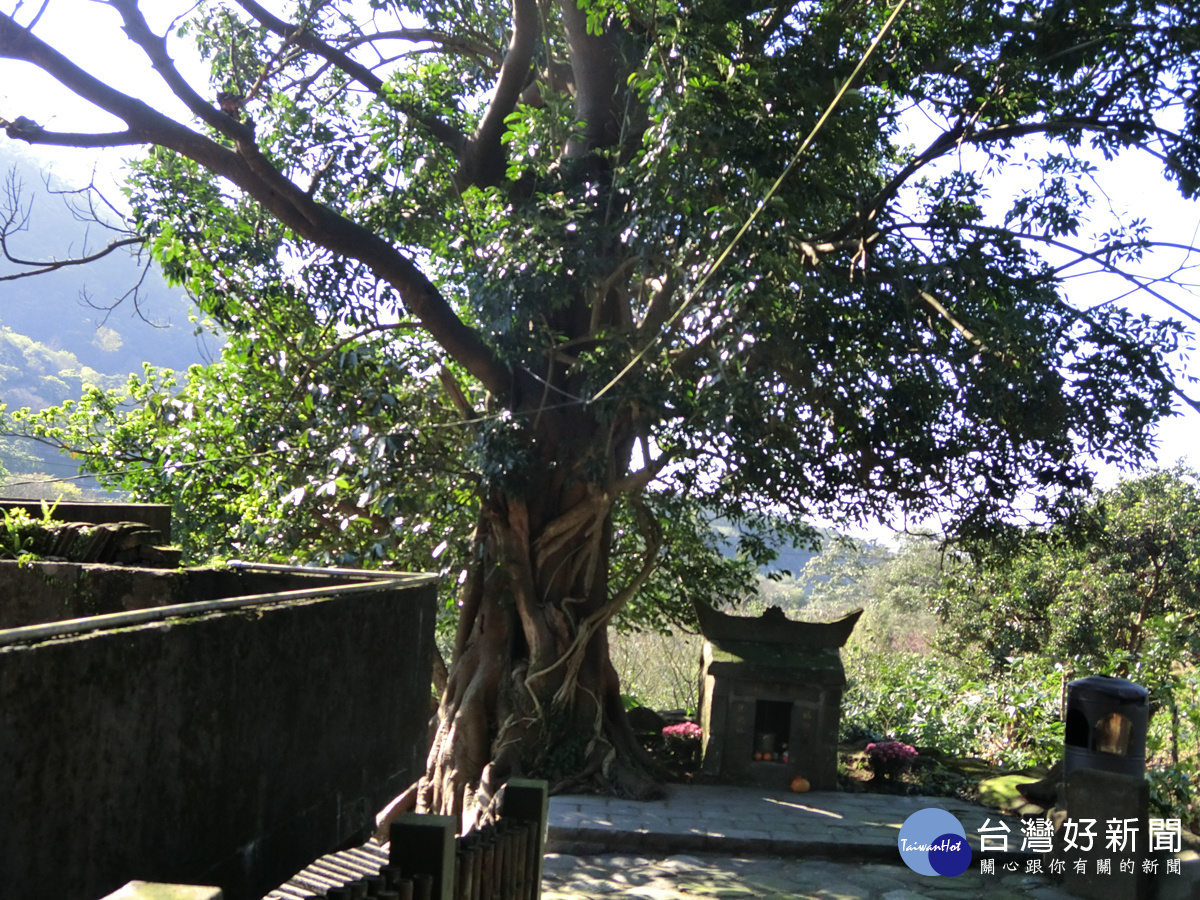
0;326;125;408
709;514;824;576
0;147;212;496
0;145;212;377
0;325;134;494
707;513;892;614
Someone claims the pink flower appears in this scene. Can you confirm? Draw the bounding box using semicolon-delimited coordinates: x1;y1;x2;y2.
865;740;918;762
662;722;702;740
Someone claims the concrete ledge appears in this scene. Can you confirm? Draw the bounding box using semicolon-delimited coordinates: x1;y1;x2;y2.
100;883;222;900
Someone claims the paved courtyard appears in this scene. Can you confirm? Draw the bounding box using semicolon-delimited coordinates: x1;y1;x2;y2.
542;784;1196;899
541;852;1076;900
268;782;1200;898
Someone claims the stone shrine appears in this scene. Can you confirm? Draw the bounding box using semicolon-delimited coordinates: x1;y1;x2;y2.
696;602;861;791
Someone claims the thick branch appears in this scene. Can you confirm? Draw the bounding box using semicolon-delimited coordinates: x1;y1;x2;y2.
613;458;668;496
1;120;141;147
339;29;503;68
456;0;539;188
438;366;478;420
557;0;623;156
0;11;513;399
918;290;996;357
232;0;466;149
109;0;254;145
749;2;799;56
0;14;163;142
635;272;679;340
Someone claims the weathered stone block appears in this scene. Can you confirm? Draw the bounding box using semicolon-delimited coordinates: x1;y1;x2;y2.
1061;767;1151;900
100;882;222;900
699;639;844;790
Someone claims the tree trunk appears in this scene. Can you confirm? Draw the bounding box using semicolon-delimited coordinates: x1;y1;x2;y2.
418;411;664;823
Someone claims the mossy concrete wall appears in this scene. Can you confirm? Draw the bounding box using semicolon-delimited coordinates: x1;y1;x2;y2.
0;560;415;630
0;560;184;627
0;499;172;537
0;566;437;900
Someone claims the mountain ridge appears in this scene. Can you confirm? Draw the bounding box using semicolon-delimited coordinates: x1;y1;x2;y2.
0;147;212;490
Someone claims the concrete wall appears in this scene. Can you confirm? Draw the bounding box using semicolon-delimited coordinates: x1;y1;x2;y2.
0;560;188;628
0;560;420;630
0;567;437;900
0;499;172;537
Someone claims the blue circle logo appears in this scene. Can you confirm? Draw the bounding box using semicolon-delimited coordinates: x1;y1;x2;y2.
897;808;972;876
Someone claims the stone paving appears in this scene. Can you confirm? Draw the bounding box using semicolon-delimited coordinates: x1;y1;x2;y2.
540;852;1078;900
541;784;1197;899
546;785;1016;859
264;781;1200;899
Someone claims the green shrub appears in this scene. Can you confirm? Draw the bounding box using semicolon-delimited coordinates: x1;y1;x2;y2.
842;648;1063;770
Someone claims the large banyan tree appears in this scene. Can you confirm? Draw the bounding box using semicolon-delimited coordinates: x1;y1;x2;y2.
2;0;1199;819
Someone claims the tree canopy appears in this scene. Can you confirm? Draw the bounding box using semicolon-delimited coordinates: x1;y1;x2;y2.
2;0;1199;814
937;465;1200;673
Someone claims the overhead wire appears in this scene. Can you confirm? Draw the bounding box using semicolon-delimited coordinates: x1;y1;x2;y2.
590;0;912;403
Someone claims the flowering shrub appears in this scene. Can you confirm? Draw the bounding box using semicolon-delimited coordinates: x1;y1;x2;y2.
865;740;918;779
660;721;703;769
865;740;918;764
662;722;702;741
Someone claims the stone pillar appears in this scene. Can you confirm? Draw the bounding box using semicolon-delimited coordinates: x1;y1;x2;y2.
390;814;457;900
1061;768;1151;900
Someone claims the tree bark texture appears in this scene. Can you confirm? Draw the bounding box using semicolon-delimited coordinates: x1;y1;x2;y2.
421;406;664;822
